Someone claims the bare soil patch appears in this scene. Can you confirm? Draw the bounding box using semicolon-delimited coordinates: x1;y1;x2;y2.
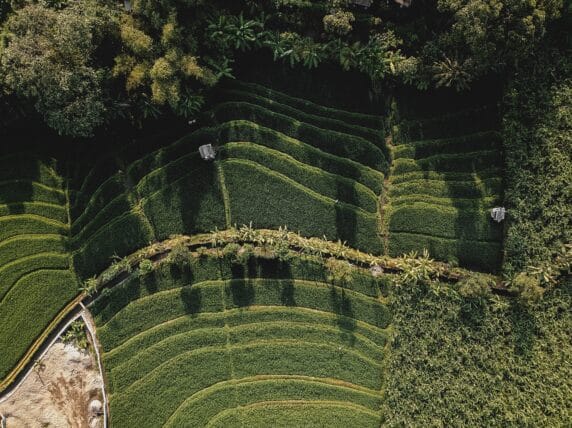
0;341;103;428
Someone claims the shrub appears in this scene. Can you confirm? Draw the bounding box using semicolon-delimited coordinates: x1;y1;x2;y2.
0;202;67;224
62;320;88;350
234;244;255;265
138;259;154;276
168;242;191;266
511;273;545;305
502;55;572;275
222;242;241;260
325;257;354;284
456;273;494;299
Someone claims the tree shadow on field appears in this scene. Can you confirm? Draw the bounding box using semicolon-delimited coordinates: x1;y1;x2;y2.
335;202;357;251
508;302;538;357
229;279;255;308
181;285;202;315
140;270;159;294
330;284;357;347
145;148;225;240
169;260;195;285
0;154;41;217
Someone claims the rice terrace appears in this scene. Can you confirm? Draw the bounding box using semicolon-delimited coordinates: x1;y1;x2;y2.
0;0;570;427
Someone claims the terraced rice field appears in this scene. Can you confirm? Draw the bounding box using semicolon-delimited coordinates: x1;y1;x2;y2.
386;106;504;271
0;153;78;379
70;81;388;279
90;256;391;427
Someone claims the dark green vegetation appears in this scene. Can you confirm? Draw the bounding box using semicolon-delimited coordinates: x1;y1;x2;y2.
383;278;572;426
0;153;78;380
502;47;572;276
69;82;386;279
90;255;390;427
1;0;564;136
386;102;504;272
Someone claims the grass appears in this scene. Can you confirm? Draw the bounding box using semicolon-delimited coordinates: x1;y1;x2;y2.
215;121;384;193
0;156;79;382
91;253;388;427
387;203;502;241
207;401;380;428
221;143;379;213
0;253;69;301
68;82;386;279
0;234;66;265
392;150;502;175
0;180;65;205
0;215;68;242
0;269;77;380
227;80;384;129
387;100;504;272
208;101;389;172
72;211;154;279
0;202;67;223
165;377;382;428
221;159;381;254
388;232;502;271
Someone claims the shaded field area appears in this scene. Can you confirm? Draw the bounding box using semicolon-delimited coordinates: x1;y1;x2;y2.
90;256;391;427
386;101;504;272
0;153;78;381
69;81;388;279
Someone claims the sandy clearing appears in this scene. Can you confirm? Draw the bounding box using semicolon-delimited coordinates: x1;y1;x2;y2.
0;340;103;428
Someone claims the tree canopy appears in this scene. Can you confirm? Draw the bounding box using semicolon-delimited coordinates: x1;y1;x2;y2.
0;0;568;136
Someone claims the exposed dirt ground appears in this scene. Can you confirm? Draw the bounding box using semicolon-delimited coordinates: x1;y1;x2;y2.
0;340;103;428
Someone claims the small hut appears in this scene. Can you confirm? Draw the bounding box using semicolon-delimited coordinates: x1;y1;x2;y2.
394;0;412;7
199;144;216;161
123;0;132;12
490;207;506;223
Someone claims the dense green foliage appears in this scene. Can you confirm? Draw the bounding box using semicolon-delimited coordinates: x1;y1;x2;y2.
0;154;78;380
382;278;572;426
2;0;566;135
502;45;572;276
0;1;118;137
91;255;390;427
